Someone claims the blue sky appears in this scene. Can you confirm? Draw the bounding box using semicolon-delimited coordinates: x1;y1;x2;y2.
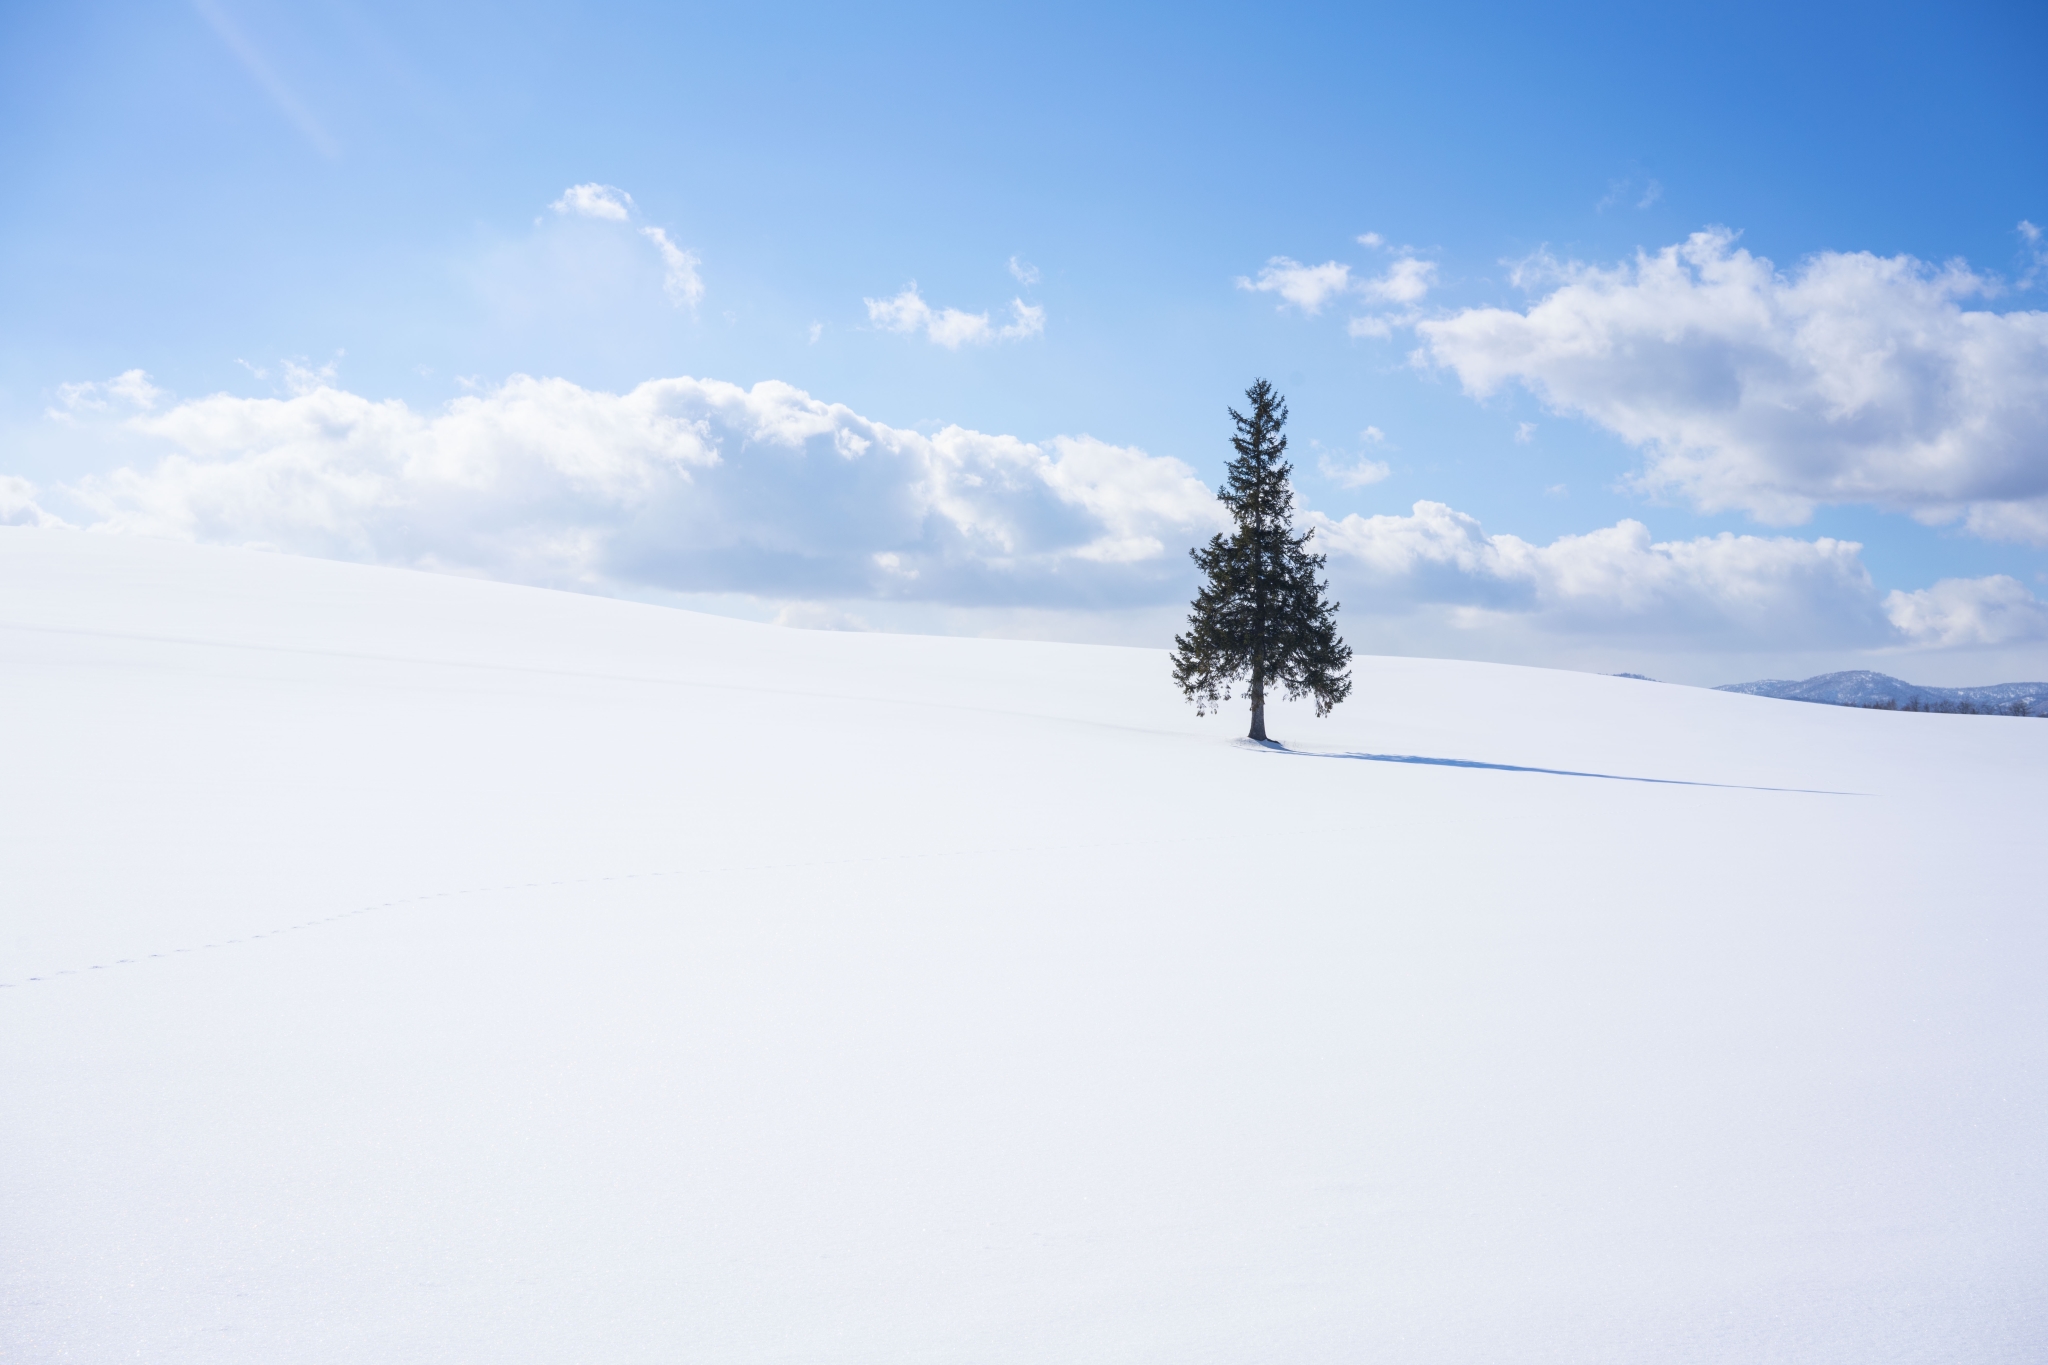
4;0;2046;682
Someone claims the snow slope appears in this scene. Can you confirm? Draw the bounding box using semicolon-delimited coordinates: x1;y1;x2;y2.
4;526;2045;1364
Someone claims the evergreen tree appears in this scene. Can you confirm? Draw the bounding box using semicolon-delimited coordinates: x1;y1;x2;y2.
1171;379;1352;741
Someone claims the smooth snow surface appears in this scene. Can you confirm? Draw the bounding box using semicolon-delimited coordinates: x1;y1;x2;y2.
5;527;2046;1363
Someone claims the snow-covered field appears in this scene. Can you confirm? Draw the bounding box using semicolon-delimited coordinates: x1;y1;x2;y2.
4;525;2045;1363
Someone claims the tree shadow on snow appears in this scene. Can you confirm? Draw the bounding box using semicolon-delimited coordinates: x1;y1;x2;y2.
1243;740;1860;796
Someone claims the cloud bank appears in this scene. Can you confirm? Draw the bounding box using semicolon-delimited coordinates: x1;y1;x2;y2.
23;370;2046;661
1310;501;1895;648
1417;228;2048;540
1306;500;2048;653
60;374;1217;606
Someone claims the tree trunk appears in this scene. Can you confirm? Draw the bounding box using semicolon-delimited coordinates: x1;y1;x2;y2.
1248;664;1268;741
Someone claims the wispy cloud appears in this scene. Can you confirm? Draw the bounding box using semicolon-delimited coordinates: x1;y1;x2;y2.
1358;255;1436;304
640;226;704;308
192;0;339;158
1008;255;1041;286
1316;426;1392;488
551;183;634;221
1240;238;1437;334
1597;175;1664;213
46;369;166;422
1320;456;1392;489
547;184;703;310
865;285;1044;348
280;355;342;395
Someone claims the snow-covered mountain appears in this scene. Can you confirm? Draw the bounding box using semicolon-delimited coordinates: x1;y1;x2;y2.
1716;669;2048;713
6;527;2047;1363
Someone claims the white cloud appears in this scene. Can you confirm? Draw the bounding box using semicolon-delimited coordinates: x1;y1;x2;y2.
551;183;634;221
1315;427;1391;488
60;374;1221;607
871;551;915;578
1245;248;1436;333
1514;421;1537;444
1237;258;1353;314
1344;254;1438;337
1357;232;1385;249
1004;299;1046;340
37;368;2038;664
1417;228;2048;538
1884;575;2048;648
1008;256;1040;286
1359;255;1437;304
281;355;341;396
929;305;995;348
0;476;67;528
1637;180;1663;210
106;370;167;408
49;369;166;420
1310;500;1889;646
640;226;704;309
866;285;978;344
1319;457;1391;489
864;286;1043;348
864;287;929;334
808;322;824;345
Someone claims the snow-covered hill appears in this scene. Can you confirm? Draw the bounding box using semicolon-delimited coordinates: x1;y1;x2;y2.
5;527;2045;1364
1717;668;2048;713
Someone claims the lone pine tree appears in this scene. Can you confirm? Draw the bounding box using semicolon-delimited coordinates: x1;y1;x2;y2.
1171;379;1352;742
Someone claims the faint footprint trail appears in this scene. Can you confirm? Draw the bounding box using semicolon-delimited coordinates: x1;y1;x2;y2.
0;867;813;990
0;833;1212;991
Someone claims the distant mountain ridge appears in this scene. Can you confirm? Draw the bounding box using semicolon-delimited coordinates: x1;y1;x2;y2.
1716;670;2048;714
